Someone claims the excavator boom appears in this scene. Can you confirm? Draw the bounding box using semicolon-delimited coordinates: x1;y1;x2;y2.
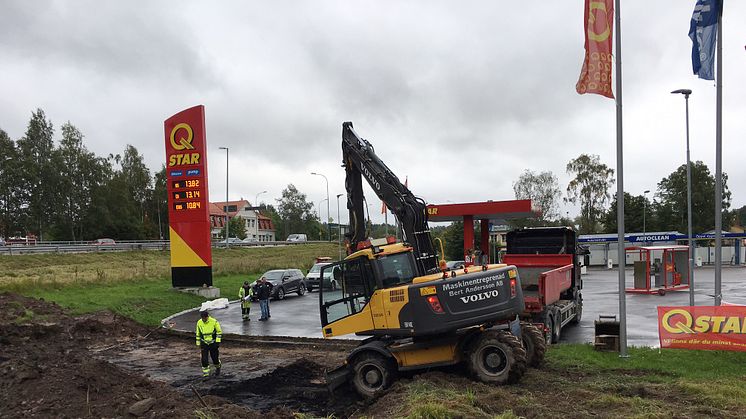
342;122;438;275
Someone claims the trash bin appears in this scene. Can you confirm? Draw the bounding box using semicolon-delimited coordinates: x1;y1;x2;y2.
607;259;613;269
696;256;702;267
594;315;620;352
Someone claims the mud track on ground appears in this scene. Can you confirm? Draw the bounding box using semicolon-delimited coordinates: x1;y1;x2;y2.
1;293;367;418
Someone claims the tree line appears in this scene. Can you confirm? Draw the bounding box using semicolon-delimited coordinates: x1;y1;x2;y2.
0;109;167;241
2;110;742;244
510;153;741;235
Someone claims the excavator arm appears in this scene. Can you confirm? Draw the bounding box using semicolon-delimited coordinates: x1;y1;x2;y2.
341;122;438;276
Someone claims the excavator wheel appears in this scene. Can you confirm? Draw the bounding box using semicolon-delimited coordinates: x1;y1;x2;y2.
520;322;547;367
350;352;397;399
465;330;527;385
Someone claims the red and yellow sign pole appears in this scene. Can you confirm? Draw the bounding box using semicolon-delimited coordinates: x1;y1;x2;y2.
164;105;213;287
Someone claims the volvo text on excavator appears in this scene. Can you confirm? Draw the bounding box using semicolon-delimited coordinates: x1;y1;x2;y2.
319;122;538;398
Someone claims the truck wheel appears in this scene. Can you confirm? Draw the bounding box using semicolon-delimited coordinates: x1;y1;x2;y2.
350;352;397;399
570;302;582;324
297;283;306;296
551;307;562;343
570;292;582;324
520;323;547;367
542;313;554;344
465;330;527;385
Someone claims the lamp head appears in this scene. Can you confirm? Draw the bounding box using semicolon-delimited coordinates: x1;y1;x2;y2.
644;190;650;194
671;89;692;96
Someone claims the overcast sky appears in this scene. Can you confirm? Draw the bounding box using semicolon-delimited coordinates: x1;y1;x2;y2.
1;1;744;226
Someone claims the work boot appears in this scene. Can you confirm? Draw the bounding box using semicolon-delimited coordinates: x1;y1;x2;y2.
202;367;210;377
215;362;221;376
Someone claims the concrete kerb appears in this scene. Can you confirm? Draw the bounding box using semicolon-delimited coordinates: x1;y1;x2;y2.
160;298;243;329
160;300;360;349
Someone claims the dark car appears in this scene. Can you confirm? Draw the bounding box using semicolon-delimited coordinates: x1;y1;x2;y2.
252;269;306;300
446;260;465;270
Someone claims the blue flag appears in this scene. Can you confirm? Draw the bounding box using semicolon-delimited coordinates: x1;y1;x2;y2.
689;0;720;80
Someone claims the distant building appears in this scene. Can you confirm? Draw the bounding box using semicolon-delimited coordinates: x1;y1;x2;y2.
489;224;511;247
210;199;276;241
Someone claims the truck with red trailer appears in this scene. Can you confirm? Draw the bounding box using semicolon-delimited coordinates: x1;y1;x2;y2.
503;227;583;345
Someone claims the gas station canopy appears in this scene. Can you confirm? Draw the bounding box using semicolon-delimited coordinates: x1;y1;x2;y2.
425;199;539;264
426;199;538;223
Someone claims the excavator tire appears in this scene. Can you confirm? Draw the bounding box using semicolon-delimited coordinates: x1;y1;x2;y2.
465;330;527;385
350;352;397;399
520;322;547;367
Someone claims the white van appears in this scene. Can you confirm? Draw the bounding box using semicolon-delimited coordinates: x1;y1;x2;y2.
286;234;308;242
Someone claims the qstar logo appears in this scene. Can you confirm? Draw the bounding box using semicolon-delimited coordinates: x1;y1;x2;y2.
170;123;195;151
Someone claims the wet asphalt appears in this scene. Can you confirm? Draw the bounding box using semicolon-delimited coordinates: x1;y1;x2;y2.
166;266;746;347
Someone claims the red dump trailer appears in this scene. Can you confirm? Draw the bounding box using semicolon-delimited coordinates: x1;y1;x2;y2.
504;227;583;343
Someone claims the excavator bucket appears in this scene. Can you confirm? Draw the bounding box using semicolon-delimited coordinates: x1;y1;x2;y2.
325;364;351;393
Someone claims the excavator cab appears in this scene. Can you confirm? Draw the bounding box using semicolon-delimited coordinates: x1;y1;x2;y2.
319;243;419;337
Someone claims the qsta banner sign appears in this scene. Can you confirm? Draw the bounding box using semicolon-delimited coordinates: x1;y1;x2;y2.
658;306;746;352
164;105;212;287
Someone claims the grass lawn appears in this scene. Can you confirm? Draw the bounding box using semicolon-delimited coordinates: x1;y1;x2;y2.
0;243;338;325
4;244;746;418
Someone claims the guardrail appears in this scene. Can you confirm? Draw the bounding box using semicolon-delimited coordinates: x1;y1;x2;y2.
0;240;325;255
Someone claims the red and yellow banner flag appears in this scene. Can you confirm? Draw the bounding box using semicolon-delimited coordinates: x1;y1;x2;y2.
658;305;746;352
576;0;614;98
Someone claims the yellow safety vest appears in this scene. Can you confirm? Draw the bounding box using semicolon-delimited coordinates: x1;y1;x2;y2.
195;316;222;346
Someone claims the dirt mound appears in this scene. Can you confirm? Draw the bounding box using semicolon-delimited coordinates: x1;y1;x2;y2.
0;293;258;418
207;359;363;417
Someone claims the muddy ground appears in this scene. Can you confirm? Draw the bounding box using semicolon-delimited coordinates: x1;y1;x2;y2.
3;293;746;418
0;293;364;418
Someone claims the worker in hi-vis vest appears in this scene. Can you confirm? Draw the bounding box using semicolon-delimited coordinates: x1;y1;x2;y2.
195;309;222;377
239;280;253;320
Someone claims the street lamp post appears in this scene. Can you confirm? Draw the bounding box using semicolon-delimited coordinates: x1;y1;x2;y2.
642;189;650;240
317;198;328;240
336;193;343;260
255;190;267;207
219;147;229;248
311;172;330;241
672;88;695;306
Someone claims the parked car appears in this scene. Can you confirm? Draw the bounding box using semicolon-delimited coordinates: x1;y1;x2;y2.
286;234;307;242
242;237;258;243
252;269;306;300
93;238;116;245
305;262;332;291
219;237;243;245
446;260;465;270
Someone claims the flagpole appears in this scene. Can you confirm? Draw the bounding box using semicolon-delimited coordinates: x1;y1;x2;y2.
614;0;628;357
714;1;723;306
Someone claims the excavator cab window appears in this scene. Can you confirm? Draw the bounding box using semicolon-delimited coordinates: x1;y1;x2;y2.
319;257;376;326
375;252;416;288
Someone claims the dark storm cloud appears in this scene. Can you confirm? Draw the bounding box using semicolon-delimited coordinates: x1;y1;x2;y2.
0;1;216;88
0;1;744;218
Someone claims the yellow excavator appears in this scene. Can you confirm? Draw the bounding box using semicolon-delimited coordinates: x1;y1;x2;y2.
320;122;534;398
